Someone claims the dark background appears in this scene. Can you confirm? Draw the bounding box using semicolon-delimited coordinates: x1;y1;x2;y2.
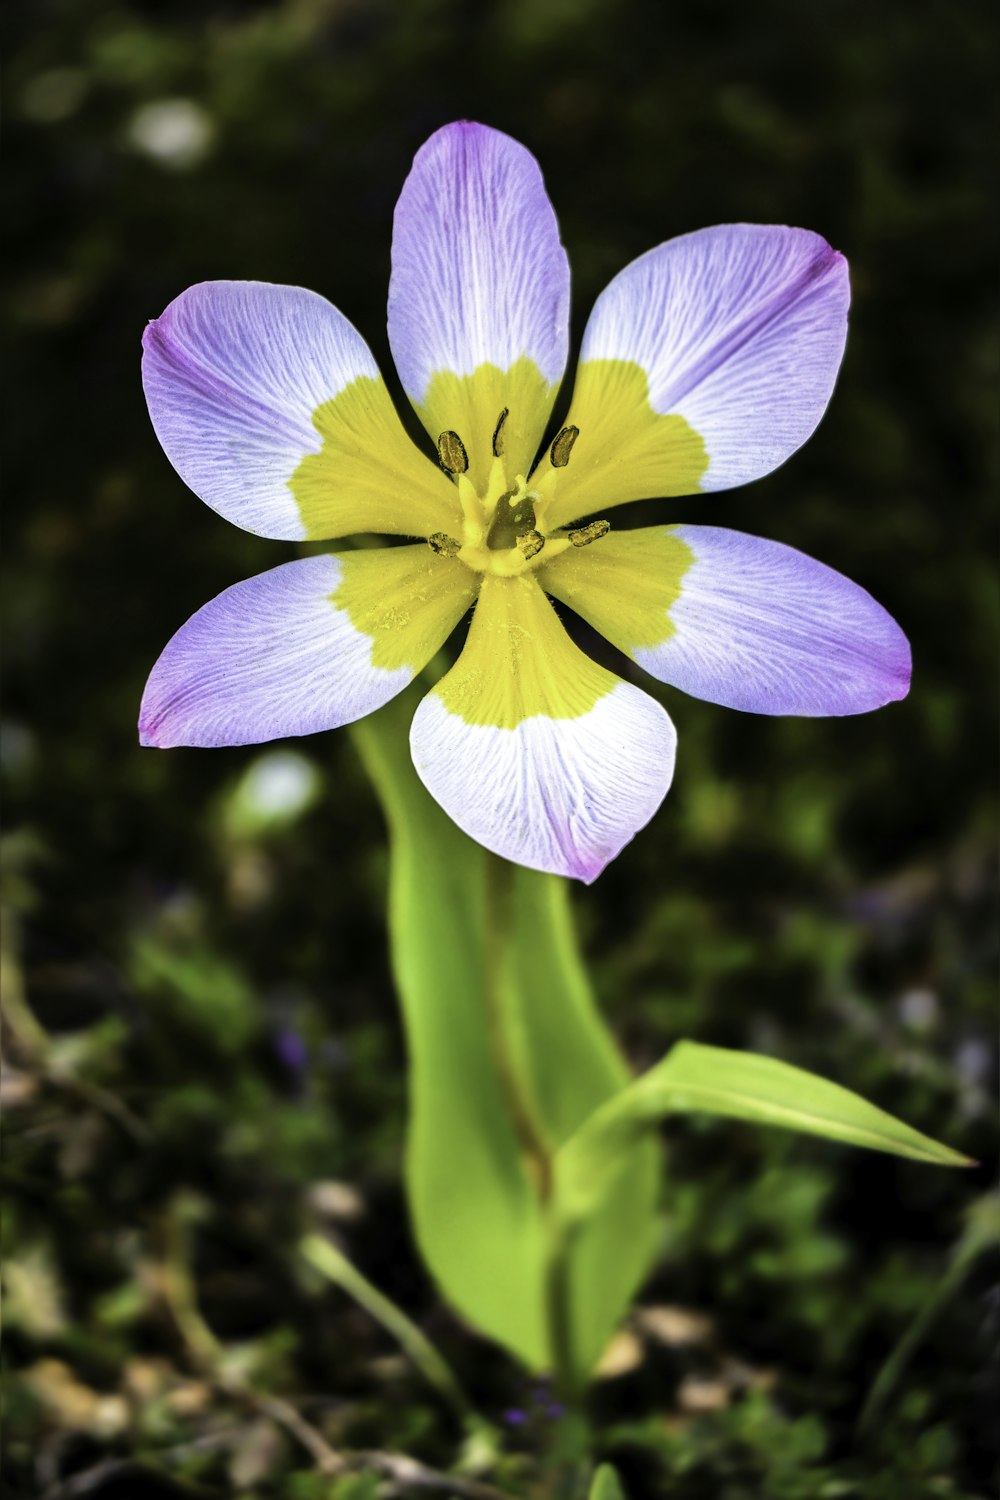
3;1;997;1496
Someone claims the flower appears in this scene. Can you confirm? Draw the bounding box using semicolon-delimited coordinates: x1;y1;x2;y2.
139;121;910;883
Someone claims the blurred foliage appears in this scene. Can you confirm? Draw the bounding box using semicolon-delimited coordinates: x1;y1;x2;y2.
2;0;997;1496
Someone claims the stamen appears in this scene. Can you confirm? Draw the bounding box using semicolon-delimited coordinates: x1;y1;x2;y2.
428;532;462;557
549;425;579;468
437;430;469;475
569;519;610;548
492;407;509;458
516;530;545;561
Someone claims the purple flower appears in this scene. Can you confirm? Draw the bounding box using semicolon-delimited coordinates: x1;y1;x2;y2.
139;122;910;883
274;1024;309;1076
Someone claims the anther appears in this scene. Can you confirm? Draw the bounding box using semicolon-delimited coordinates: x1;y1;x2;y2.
549;425;579;468
516;530;545;561
437;430;469;475
569;519;610;548
428;533;462;557
492;407;509;458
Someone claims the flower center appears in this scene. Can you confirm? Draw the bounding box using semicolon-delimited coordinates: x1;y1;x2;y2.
427;414;607;578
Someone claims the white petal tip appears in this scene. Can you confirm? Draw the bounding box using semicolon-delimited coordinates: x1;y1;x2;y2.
410;685;676;882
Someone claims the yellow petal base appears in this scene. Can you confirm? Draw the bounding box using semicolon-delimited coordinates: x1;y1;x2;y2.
418;356;558;495
532;359;709;529
540;526;695;655
332;545;477;672
435;574;616;728
292;377;461;541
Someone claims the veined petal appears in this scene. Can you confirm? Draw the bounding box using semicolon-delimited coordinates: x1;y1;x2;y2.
143;281;459;541
537;226;849;529
389;122;570;491
140;548;476;748
542;525;911;716
409;575;676;882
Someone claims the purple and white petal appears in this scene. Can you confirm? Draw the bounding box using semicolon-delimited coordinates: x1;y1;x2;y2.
409;575;677;882
140;550;474;748
388;122;570;469
553;525;909;716
411;682;676;884
573;224;850;497
143;281;449;541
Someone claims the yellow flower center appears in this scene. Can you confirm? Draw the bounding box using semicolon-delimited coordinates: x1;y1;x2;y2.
427;415;608;579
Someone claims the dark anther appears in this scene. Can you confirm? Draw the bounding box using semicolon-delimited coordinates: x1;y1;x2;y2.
428;533;462;557
550;425;579;468
516;530;545;561
569;519;610;548
437;430;469;475
492;407;509;458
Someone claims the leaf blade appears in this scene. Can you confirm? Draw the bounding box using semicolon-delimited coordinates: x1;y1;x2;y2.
558;1040;971;1222
651;1042;973;1165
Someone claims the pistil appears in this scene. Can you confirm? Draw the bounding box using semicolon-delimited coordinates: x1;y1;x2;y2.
486;476;538;551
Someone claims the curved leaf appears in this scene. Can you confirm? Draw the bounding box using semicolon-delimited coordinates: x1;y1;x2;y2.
558;1040;971;1222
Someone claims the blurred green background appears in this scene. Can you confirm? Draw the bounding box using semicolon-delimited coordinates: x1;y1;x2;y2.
3;1;997;1496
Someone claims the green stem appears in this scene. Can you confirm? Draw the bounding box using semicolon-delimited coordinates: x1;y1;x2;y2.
544;1221;578;1403
482;852;577;1399
483;852;552;1198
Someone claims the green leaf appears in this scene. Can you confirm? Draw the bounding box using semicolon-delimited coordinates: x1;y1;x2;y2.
351;686;658;1381
589;1464;628;1500
557;1040;971;1222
